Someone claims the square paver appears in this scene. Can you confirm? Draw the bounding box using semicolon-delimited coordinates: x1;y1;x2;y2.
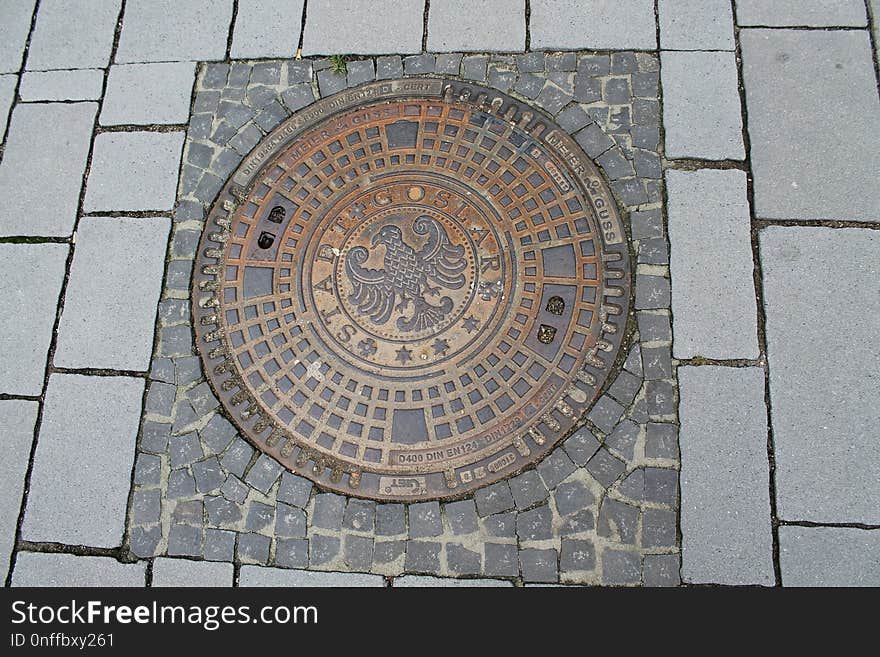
0;0;36;73
666;169;759;359
659;0;734;50
0;243;68;394
760;227;879;524
661;51;744;160
735;0;867;26
530;0;657;50
0;400;38;582
84;131;185;212
12;552;145;586
152;557;234;586
301;0;424;55
19;69;104;101
239;565;385;587
231;0;304;58
25;0;119;70
101;62;196;125
0;102;97;236
427;1;525;52
779;526;880;587
21;374;144;547
54;216;170;371
116;0;233;63
741;29;879;221
679;366;774;585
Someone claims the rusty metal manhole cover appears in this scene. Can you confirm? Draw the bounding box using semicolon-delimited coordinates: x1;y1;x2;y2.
193;78;631;501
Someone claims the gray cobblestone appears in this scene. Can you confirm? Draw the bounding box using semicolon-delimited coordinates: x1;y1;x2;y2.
343;535;374;570
602;549;641;585
517;505;553;540
537;449;576;489
205;495;241;526
130;525;162;558
435;53;462;75
373;540;405;565
245;502;275;533
172;500;203;527
275;538;309;569
313;493;346;531
520;548;558;583
587;395;625;434
409;502;443;538
586;449;627;488
343;499;376;532
169;432;203;469
484;543;519;577
554;480;595;517
646;423;679;460
643;553;680;587
309;534;340;566
220;475;249;503
598;498;639;544
346;59;375;86
475;481;515;516
560;539;596;572
204;529;236;561
167;468;196;499
404;54;435;76
238;532;271;564
132;489;161;525
405;541;441;574
244;454;283;494
277;472;312;508
508;470;549;510
483;512;516;537
134;453;161;487
447;544;481;575
563;428;601;466
444;499;479;535
605;420;640;462
646;380;676;418
376;504;406;536
220;438;253;478
376;55;403;80
560;509;595;535
168;524;202;557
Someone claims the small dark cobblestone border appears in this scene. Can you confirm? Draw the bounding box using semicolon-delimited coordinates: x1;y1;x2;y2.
126;51;679;586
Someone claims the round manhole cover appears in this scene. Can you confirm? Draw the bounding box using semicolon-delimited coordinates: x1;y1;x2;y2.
193;78;631;501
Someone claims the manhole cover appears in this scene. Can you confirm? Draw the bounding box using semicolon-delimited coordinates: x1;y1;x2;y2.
193;78;631;501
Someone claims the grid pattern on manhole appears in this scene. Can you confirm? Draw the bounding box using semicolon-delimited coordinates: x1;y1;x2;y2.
192;78;631;501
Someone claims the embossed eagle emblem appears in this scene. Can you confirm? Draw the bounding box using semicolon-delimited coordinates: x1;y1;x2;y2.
345;215;467;332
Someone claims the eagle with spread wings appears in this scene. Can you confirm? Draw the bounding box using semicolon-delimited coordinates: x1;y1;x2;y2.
344;215;468;332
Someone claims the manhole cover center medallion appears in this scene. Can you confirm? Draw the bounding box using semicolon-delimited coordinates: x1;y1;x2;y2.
193;78;631;501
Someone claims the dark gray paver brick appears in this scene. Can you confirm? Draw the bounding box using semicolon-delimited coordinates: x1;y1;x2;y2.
508;470;549;509
563;427;601;466
520;548;558;583
347;59;375;86
409;502;443;538
245;502;275;533
598;498;639;544
646;423;679;460
484;543;519;577
309;534;340;566
643;508;677;548
516;505;553;541
537;449;576;489
445;499;479;535
373;540;405;565
275;538;309;569
169;433;203;469
587;395;625;434
220;438;253;478
220;475;248;503
560;539;596;572
483;512;516;538
238;532;271;564
405;541;441;574
554;481;595;517
134;453;161;486
586;448;626;488
192;457;225;493
172;500;203;526
376;504;406;536
167;468;196;499
312;493;346;530
560;509;595;535
131;489;161;525
168;524;202;557
205;495;241;526
376;55;403;79
344;499;376;532
475;481;515;516
343;535;374;570
130;526;162;558
244;454;283;493
205;529;236;561
602;549;641;585
643;554;681;587
199;414;237;454
277;472;312;508
447;544;481;575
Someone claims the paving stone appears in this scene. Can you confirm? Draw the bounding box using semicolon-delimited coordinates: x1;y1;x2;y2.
373;540;405;565
598;498;639;544
624;345;643;376
779;526;880;587
281;83;316;112
376;55;404;80
645;468;679;507
228;124;263;157
132;489;161;525
302;0;423;55
483;512;516;538
171;500;203;526
659;0;734;50
661;51;744;160
484;543;519;577
117;0;233;63
168;468;197;499
134;453;161;486
403;54;435;76
488;68;516;93
768;33;874;209
761;227;879;523
516;505;553;541
343;535;374;570
0;244;67;395
508;470;549;510
513;72;544;99
0;401;37;580
554;480;594;517
534;83;573;114
220;475;248;503
646;380;675;418
608;371;642;407
637;237;669;266
244;454;283;493
199;414;236;455
54;216;169;370
175;357;202;386
573;123;614;158
12;553;144;587
204;528;236;561
0;0;35;72
736;0;867;26
555;104;591;134
85;131;184;212
245;502;275;533
275;538;309;569
573;75;601;104
587;395;625;434
646;423;679;460
520;548;558;583
317;68;347;96
462;55;489;81
101;62;195;125
602;549;641;585
220;438;254;478
26;0;119;70
130;525;162;558
276;472;312;508
22;375;142;547
427;0;525;52
434;53;462;75
171;400;200;434
152;558;233;587
637;312;672;344
563;427;601;466
205;495;241;526
643;508;677;548
604;420;640;462
187;382;218;416
395;575;511;587
191;457;225;494
0;102;96;236
240;565;384;587
168;523;203;557
474;481;515;516
19;69;103;101
238;532;271;563
312;493;346;530
635;275;670;311
405;541;441;573
560;539;596;572
345;59;375;86
666;169;758;358
409;501;443;538
643;553;681;587
444;499;479;535
531;0;656;49
169;433;204;469
268;503;303;538
560;509;595;535
679;366;774;585
537;449;576;489
446;543;481;575
230;0;303;58
586;448;627;488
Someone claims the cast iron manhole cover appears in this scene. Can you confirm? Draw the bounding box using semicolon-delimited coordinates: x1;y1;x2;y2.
193;78;631;501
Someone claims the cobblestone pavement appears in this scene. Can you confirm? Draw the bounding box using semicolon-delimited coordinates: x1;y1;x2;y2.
1;1;878;587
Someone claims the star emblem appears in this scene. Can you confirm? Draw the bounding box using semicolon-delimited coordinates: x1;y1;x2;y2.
432;338;449;356
462;316;480;333
395;346;413;363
